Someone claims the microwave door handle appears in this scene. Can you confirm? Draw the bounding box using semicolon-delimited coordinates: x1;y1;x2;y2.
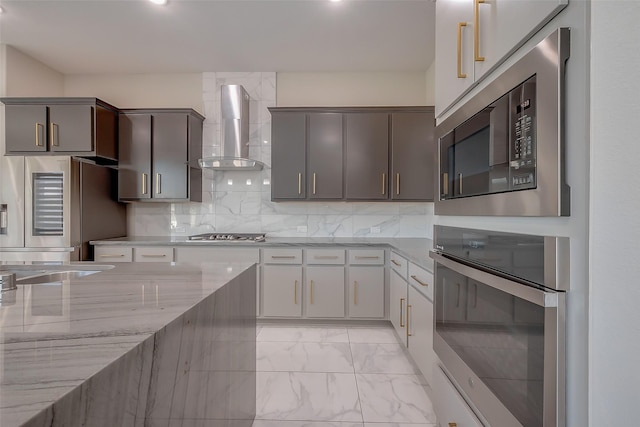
429;251;557;307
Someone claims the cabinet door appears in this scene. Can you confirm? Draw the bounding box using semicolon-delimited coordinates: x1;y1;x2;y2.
308;113;343;199
407;286;435;385
345;113;389;200
262;265;303;317
49;105;94;152
271;112;307;199
473;0;567;81
349;266;384;318
391;112;435;201
390;270;408;346
434;0;475;118
153;113;189;200
5;105;48;153
119;114;152;200
306;266;345;318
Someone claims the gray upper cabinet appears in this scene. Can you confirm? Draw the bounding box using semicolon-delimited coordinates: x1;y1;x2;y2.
271;111;306;200
269;106;434;202
345;113;389;200
118;109;203;202
1;98;118;162
391;110;435;201
308;113;343;199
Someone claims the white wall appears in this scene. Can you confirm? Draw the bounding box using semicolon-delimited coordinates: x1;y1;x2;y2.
589;3;640;425
432;4;591;426
4;45;64;97
64;73;203;114
276;72;430;106
425;62;435;106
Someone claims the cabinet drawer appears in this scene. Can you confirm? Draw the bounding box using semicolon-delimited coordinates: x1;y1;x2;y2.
408;262;434;302
94;246;133;262
307;249;345;265
348;249;385;265
389;251;408;279
175;247;260;263
133;246;174;262
432;366;484;427
263;248;303;264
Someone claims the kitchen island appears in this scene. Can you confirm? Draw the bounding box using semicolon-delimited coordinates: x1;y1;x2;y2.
0;261;257;427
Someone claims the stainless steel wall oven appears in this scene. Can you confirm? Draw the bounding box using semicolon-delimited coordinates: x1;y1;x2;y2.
435;28;570;217
430;226;569;427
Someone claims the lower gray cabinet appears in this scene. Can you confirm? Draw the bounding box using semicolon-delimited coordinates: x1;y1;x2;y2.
390;269;408;344
407;285;435;386
306;266;345;318
348;266;385;318
262;265;303;317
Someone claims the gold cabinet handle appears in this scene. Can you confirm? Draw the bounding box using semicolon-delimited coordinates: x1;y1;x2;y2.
99;254;125;258
411;275;429;287
50;122;59;146
457;22;468;78
406;304;412;337
141;254;167;258
396;173;400;195
294;280;298;304
156;173;161;194
35;123;45;147
271;255;296;259
142;173;148;195
314;255;339;260
459;173;463;194
474;0;486;62
443;172;449;196
354;281;358;305
356;255;380;260
381;173;386;195
310;280;314;304
313;173;317;195
298;173;302;195
449;424;458;427
400;298;406;327
391;259;402;267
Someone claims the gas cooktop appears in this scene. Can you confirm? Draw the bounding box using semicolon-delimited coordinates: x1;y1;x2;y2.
188;233;266;242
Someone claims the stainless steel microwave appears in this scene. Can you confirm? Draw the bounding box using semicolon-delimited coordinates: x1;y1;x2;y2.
435;28;570;217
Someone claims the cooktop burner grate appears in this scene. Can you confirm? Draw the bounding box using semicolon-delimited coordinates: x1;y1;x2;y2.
188;233;266;242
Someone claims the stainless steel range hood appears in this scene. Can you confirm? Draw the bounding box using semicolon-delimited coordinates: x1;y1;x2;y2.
198;84;264;171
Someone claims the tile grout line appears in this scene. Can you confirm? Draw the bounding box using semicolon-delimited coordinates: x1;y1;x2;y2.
347;327;366;426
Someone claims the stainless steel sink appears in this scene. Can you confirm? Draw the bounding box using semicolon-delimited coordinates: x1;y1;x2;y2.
0;264;114;288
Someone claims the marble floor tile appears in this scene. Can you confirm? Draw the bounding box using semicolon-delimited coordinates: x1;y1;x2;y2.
257;326;349;343
347;327;400;344
256;372;362;422
257;341;354;373
350;343;420;375
356;374;436;424
253;422;363;427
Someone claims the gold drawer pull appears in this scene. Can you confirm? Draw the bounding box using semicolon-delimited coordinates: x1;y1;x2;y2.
449;423;458;427
294;280;298;304
310;280;314;304
142;254;167;258
391;259;402;267
354;281;358;305
314;255;339;259
406;304;412;337
271;255;296;259
99;254;125;258
400;298;406;327
355;255;380;260
411;275;429;287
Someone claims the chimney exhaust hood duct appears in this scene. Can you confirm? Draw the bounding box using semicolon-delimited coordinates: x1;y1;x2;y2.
198;84;264;170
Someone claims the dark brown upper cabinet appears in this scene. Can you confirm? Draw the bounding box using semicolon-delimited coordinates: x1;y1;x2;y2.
269;106;434;202
1;98;119;164
118;109;203;202
345;112;389;200
391;109;435;201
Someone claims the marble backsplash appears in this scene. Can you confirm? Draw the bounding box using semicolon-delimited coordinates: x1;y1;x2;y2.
127;72;433;239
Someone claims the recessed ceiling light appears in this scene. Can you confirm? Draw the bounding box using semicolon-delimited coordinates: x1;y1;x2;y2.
149;0;167;5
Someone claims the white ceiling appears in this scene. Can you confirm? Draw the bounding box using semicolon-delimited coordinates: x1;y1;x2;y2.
0;0;436;75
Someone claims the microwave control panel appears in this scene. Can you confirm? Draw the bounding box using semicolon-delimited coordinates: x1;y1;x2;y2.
510;75;537;190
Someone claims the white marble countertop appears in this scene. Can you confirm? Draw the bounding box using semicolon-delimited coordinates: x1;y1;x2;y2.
90;236;434;272
0;261;254;427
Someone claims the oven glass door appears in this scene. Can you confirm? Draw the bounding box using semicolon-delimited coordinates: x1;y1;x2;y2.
435;262;550;426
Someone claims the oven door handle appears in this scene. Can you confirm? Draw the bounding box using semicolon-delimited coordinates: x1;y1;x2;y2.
429;251;559;307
